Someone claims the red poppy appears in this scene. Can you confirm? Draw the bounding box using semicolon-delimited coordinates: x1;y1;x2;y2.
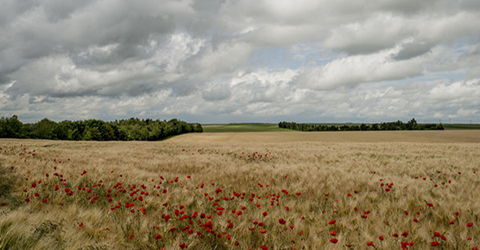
330;238;338;244
328;219;336;225
467;222;474;227
155;234;161;240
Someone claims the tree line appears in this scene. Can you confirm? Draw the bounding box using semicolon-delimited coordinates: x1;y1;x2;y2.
278;118;444;131
0;115;203;141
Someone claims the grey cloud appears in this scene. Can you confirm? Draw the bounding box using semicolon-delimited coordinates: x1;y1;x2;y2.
202;86;231;102
392;42;432;60
42;0;94;23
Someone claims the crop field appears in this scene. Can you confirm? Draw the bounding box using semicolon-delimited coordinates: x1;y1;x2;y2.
1;131;480;249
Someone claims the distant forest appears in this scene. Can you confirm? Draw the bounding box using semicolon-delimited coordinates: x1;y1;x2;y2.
279;118;444;131
0;115;202;141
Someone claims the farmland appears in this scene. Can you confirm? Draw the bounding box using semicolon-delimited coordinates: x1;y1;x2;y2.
1;131;480;249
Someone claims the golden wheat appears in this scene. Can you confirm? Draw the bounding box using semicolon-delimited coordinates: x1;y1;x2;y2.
1;132;479;249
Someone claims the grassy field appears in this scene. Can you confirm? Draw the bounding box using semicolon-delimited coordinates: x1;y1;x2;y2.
443;124;480;130
202;124;290;133
1;131;480;249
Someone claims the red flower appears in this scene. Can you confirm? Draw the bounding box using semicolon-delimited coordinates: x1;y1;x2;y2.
260;245;268;250
279;218;286;225
431;241;439;246
367;241;374;247
155;234;161;240
402;231;408;238
467;222;474;227
330;230;336;236
427;203;433;207
79;223;83;227
330;238;338;244
413;218;419;222
379;235;384;241
262;212;268;217
328;219;336;225
259;229;267;234
234;241;239;246
179;243;186;249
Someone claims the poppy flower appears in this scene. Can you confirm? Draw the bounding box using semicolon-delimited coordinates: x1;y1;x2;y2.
431;241;439;246
402;231;408;237
328;219;336;225
379;235;384;241
467;222;473;227
330;238;338;244
155;234;161;240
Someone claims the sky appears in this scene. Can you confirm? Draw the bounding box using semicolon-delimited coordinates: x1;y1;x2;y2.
1;0;480;124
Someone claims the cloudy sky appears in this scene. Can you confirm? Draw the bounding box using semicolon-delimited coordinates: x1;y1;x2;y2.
1;0;480;124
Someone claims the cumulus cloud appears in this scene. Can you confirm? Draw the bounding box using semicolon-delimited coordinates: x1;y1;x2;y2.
1;0;480;123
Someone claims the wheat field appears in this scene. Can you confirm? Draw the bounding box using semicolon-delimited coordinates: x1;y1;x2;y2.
1;131;480;249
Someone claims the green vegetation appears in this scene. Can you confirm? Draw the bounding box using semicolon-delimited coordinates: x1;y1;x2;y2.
202;123;291;133
443;124;480;130
0;115;202;141
279;118;444;131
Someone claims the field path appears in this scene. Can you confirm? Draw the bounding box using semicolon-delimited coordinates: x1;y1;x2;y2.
169;130;480;143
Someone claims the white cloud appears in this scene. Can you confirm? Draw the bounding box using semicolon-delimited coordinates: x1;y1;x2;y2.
1;0;480;123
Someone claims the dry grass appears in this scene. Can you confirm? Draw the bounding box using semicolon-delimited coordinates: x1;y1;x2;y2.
1;131;480;249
